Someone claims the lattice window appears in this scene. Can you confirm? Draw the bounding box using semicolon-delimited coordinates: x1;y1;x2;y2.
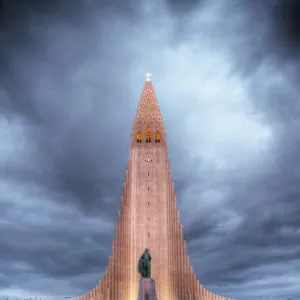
146;126;151;143
136;131;142;143
155;130;160;143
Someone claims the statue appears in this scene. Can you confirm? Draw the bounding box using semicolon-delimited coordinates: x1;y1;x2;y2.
137;249;158;300
137;248;151;279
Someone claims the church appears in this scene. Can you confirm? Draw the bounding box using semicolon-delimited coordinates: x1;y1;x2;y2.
71;74;233;300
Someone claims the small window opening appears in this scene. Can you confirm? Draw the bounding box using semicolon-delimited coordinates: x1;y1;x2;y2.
146;126;151;143
136;131;142;143
155;130;161;143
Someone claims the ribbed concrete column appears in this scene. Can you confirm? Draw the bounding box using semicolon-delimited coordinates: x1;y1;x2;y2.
193;274;197;297
114;240;117;300
189;266;193;297
188;265;192;297
125;216;128;299
170;183;173;282
96;285;100;300
111;245;115;300
174;208;179;298
115;227;119;300
109;256;113;300
178;225;182;300
170;201;173;292
120;217;123;300
104;273;108;299
180;225;184;299
118;235;121;300
184;240;188;298
179;225;182;299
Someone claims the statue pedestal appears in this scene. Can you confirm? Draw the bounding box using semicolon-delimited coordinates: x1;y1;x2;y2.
137;278;158;300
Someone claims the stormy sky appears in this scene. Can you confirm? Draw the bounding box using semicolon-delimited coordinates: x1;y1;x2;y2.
0;0;299;299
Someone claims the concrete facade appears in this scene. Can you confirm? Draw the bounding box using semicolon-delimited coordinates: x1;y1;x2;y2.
71;80;233;300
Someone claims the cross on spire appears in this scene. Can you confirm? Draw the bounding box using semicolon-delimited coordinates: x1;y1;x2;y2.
145;72;151;81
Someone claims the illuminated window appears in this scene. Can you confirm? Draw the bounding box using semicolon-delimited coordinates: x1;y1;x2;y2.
155;130;160;143
136;131;142;143
146;126;151;143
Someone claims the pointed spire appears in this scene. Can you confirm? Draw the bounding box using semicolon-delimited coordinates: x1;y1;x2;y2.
131;74;167;148
133;73;164;125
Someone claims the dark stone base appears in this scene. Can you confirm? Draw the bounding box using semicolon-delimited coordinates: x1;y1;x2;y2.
137;278;158;300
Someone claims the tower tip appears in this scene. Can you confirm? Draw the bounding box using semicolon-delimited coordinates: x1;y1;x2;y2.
145;72;151;81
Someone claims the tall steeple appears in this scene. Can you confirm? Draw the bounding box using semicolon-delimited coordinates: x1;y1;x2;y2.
131;73;166;149
71;75;235;300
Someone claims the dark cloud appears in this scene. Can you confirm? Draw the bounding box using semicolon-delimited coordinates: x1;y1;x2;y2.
0;0;300;300
165;0;205;14
200;0;300;79
271;0;300;57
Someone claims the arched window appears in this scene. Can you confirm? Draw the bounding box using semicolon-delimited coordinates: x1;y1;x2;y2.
146;126;151;143
155;130;160;143
136;131;142;143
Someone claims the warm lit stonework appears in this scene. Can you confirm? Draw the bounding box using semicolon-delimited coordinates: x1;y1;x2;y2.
71;76;234;300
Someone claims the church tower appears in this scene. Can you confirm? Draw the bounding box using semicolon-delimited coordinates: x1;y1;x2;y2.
72;75;233;300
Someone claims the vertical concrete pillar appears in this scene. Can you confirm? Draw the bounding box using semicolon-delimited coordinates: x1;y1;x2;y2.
112;244;116;300
115;228;119;300
193;274;197;297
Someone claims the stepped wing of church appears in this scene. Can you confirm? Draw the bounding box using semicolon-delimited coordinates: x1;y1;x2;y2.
72;77;234;300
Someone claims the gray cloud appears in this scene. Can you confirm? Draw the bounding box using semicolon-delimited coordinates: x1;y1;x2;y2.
0;0;300;299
